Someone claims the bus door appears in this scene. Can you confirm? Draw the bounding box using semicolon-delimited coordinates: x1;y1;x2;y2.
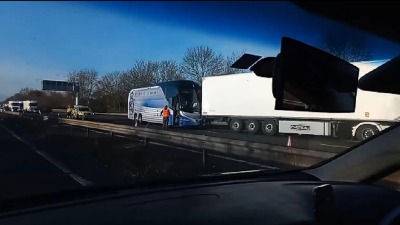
169;96;180;126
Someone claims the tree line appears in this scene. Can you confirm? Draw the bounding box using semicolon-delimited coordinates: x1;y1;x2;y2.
4;46;247;112
3;34;373;113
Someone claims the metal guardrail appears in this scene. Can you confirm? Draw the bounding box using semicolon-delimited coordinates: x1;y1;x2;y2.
2;111;334;167
2;111;400;187
58;118;335;167
51;109;126;116
95;113;126;116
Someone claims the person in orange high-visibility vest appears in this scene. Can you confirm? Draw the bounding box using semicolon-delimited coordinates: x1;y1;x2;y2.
66;105;72;118
160;105;170;130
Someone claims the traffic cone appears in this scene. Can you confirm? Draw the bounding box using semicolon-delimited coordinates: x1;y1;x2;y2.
287;135;292;148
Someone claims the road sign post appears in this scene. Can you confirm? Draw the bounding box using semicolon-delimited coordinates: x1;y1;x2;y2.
42;80;79;105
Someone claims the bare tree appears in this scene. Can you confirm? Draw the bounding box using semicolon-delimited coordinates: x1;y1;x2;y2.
182;46;225;83
97;71;125;111
119;60;157;97
154;60;185;83
222;49;248;75
67;69;98;105
320;29;373;62
19;87;33;97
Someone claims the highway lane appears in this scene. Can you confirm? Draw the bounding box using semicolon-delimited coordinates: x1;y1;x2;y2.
46;112;358;153
0;120;83;201
1;115;279;203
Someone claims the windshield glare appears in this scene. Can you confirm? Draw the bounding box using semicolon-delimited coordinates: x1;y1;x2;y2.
1;1;400;203
179;88;201;113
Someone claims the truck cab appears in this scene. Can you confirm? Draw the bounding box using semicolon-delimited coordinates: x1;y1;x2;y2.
8;101;23;112
71;105;95;120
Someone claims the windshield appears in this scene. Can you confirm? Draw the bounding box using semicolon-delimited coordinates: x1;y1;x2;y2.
1;1;400;205
179;86;201;113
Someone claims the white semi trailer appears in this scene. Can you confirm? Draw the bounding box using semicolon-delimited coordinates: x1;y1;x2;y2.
201;60;400;140
23;100;39;113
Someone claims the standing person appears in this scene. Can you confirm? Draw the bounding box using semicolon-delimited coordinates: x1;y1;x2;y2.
66;105;72;118
160;105;170;130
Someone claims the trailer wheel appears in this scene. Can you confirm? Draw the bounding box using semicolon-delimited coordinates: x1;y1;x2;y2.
356;124;379;141
246;120;260;134
230;119;243;133
262;119;278;136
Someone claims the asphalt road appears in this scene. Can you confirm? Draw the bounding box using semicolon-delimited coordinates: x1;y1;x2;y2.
0;114;278;203
47;112;359;153
0;122;82;201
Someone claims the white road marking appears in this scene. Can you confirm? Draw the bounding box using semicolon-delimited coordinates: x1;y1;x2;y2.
217;169;265;175
345;140;360;143
2;126;93;187
319;143;349;148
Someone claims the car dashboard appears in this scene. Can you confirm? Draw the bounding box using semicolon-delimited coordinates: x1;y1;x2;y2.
0;172;399;225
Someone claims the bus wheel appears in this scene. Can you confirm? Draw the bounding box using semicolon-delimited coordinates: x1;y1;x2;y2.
230;119;243;133
138;114;143;124
262;119;278;136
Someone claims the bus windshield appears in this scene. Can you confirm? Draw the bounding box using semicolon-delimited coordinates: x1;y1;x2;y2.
179;87;201;113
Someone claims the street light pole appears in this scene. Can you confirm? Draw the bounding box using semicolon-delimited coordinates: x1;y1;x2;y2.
73;83;79;105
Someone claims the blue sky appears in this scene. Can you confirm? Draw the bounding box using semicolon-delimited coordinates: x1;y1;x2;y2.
1;1;400;101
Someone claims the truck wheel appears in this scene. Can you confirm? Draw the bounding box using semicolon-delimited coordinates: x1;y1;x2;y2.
230;119;243;133
246;120;260;134
356;125;379;141
262;119;278;136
